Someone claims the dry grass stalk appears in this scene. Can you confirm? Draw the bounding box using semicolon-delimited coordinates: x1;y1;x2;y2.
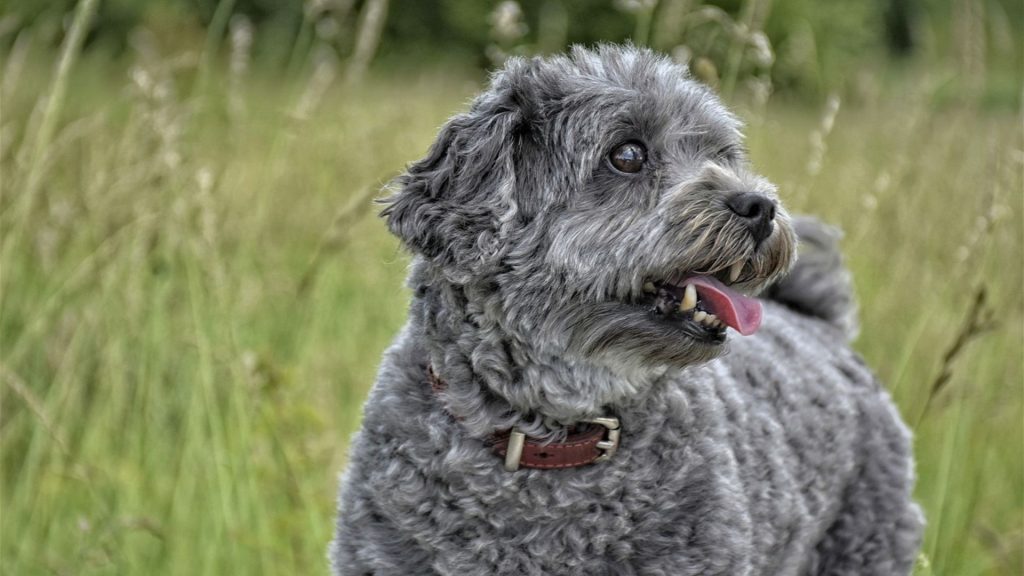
973;522;1021;575
228;14;254;121
805;93;841;177
194;0;239;103
297;185;379;295
916;285;998;423
11;0;99;250
1;364;69;456
721;0;761;98
345;0;389;86
1;29;32;102
292;45;339;120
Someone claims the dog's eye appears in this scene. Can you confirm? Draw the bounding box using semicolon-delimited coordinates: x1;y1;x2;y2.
609;142;646;174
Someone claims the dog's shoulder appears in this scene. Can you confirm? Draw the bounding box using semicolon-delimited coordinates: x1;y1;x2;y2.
357;324;436;432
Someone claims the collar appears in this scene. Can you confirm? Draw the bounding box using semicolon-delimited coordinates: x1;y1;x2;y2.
428;365;621;471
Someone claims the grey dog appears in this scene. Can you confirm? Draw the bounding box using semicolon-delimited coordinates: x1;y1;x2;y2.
330;45;922;575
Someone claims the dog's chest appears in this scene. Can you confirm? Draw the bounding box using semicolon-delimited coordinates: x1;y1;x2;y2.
402;392;833;575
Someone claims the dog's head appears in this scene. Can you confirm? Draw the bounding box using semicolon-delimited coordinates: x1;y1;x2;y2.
383;45;796;370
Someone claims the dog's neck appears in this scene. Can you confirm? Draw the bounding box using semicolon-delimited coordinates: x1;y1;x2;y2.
408;262;672;441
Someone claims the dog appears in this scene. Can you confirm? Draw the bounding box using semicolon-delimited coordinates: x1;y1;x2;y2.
330;45;923;575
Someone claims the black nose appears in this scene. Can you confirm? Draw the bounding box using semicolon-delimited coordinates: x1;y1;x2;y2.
726;193;776;244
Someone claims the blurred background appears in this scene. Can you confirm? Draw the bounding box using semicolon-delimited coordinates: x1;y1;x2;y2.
0;0;1020;574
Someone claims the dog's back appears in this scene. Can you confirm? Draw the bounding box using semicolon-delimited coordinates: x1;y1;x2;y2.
762;216;859;340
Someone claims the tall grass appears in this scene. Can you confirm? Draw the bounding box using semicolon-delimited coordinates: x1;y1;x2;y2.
2;28;1021;576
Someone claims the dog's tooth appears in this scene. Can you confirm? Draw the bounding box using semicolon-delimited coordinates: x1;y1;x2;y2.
704;313;718;326
643;281;656;294
693;310;707;322
680;285;697;311
729;261;743;283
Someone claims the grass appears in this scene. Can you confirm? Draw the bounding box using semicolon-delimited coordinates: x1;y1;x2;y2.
1;42;1021;576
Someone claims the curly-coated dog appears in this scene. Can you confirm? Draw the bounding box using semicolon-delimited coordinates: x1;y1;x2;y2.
330;45;923;575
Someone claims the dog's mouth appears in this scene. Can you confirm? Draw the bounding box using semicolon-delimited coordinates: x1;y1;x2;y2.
639;261;763;344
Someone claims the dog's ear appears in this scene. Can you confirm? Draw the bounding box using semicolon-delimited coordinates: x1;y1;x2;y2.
381;66;535;269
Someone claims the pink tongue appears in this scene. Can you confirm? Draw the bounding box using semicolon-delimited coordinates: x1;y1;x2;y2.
685;276;763;336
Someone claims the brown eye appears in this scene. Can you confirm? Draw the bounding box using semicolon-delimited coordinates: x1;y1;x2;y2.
609;142;646;173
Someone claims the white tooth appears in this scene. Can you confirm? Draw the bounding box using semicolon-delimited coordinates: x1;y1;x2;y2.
681;285;697;311
643;282;656;294
693;310;707;322
729;261;743;283
704;313;718;325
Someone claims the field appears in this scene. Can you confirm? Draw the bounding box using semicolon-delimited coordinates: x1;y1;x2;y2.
2;38;1022;576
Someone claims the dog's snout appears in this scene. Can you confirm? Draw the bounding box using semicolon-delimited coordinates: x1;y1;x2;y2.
726;193;776;244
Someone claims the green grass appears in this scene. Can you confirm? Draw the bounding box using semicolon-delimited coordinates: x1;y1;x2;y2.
1;49;1021;575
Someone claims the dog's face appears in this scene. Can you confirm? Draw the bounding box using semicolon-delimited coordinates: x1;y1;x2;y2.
384;46;796;369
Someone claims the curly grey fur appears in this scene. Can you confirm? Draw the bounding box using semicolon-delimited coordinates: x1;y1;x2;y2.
330;45;922;575
763;216;860;340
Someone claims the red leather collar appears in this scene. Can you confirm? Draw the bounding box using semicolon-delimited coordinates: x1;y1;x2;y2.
428;365;621;471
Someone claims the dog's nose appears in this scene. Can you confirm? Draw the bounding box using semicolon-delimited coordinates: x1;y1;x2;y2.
726;193;776;244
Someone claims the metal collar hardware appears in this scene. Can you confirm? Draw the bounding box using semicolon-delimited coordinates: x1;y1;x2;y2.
503;416;621;472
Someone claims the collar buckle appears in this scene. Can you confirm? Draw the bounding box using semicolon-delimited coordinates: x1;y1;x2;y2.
586;416;621;463
503;416;621;472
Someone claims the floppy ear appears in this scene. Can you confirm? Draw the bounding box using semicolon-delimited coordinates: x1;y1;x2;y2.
380;81;530;270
